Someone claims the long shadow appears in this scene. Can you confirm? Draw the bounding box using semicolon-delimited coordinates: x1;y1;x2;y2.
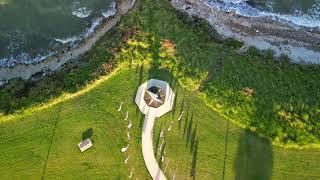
190;122;197;152
186;112;193;148
171;76;176;89
183;106;190;137
178;94;185;129
136;63;145;129
82;128;93;140
222;119;229;180
171;84;179;118
147;65;173;85
41;105;62;179
137;62;144;87
191;137;198;180
135;62;144;116
148;34;161;75
233;130;273;180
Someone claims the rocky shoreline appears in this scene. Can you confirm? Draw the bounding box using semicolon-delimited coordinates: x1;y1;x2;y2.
1;0;319;85
170;0;320;64
0;0;136;85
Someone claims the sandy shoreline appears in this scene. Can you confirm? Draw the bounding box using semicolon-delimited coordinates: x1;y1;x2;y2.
0;0;136;85
171;0;320;64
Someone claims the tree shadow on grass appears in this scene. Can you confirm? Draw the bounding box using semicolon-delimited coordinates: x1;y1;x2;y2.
186;113;193;148
190;122;197;152
178;94;185;129
148;33;161;74
134;62;144;116
191;137;198;180
183;106;190;137
234;129;273;180
171;83;179;118
82;128;93;141
137;61;144;88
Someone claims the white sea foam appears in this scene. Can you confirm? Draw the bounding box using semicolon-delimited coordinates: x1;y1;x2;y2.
72;1;92;18
84;17;103;38
222;0;245;3
85;1;117;37
261;11;320;28
0;57;15;67
31;52;56;64
208;0;320;28
55;36;80;44
0;51;56;67
102;2;117;18
0;1;117;67
72;7;92;18
102;8;116;18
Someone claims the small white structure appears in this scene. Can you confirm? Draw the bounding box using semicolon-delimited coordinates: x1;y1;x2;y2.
124;111;129;120
136;79;175;118
121;144;130;153
128;121;132;129
129;167;134;178
178;111;183;121
135;79;175;180
78;138;93;152
125;155;130;164
118;102;123;112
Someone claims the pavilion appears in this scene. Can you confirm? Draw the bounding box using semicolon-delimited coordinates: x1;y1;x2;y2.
135;79;175;180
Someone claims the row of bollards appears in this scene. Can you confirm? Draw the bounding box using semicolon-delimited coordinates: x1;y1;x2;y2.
118;101;184;179
118;102;134;178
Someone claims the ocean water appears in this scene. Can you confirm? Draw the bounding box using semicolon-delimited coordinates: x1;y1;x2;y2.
1;0;319;67
0;0;115;67
207;0;320;28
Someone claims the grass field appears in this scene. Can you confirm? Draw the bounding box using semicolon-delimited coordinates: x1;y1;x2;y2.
0;64;320;179
0;0;320;178
1;0;319;146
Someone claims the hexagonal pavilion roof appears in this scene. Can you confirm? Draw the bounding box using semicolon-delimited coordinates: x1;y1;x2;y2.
135;79;175;118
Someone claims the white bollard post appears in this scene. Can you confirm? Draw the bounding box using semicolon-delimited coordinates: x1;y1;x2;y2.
118;102;123;112
128;121;132;129
124;111;129;120
121;144;129;153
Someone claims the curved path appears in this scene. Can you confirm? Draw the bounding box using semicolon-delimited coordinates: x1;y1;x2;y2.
142;110;167;180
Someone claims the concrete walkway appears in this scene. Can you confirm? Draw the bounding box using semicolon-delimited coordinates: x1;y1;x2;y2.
142;110;167;180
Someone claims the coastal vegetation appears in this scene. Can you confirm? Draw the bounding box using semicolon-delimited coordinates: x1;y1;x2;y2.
0;0;320;178
1;0;319;146
1;61;320;179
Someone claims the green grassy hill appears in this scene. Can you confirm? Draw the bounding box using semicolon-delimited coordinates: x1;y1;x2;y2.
1;0;319;146
0;0;320;178
1;65;320;179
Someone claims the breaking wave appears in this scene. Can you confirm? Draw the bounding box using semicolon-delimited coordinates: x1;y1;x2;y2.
102;2;117;18
54;36;80;44
0;1;117;67
0;51;56;67
72;1;92;18
207;0;320;28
